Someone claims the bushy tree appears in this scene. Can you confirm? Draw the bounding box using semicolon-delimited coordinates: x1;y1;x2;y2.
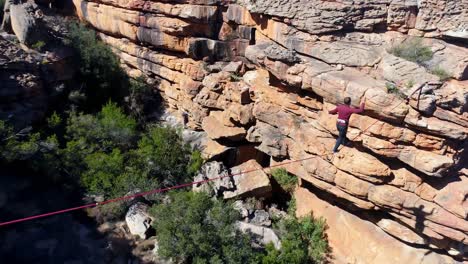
271;168;298;193
65;101;137;150
149;191;259;264
81;149;125;196
263;216;328;264
0;120;41;162
133;126;192;186
59;103;203;198
127;77;160;121
187;150;204;176
66;23;129;109
61;102;137;180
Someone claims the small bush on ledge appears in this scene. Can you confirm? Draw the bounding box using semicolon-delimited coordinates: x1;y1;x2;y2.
32;41;46;51
385;82;399;94
263;215;329;264
431;66;451;81
385;82;408;100
271;168;298;193
389;37;433;64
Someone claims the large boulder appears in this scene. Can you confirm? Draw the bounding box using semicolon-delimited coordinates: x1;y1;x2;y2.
223;160;272;199
202;114;247;141
249;209;271;227
193;161;234;196
236;222;281;250
10;1;43;45
125;203;153;239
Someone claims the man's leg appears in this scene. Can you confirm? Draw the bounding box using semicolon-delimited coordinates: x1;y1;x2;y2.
342;125;349;146
333;124;346;152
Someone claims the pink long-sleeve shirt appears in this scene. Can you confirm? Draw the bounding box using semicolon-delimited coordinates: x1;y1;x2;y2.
328;103;365;123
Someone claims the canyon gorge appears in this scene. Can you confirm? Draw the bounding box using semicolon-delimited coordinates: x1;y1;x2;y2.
1;0;467;263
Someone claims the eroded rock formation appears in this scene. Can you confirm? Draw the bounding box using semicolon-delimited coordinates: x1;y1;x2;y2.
72;0;468;262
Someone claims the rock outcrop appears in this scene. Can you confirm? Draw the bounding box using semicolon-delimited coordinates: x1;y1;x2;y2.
9;1;44;45
72;0;468;262
125;202;153;239
1;1;75;128
0;34;74;128
295;187;457;264
194;160;272;199
236;221;281;250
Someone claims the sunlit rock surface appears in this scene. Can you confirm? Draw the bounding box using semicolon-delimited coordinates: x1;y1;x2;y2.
72;0;468;262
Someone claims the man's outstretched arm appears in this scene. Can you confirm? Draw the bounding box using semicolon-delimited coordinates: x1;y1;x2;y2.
352;99;366;113
329;107;338;114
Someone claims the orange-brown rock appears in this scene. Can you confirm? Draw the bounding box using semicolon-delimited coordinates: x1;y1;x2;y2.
224;159;272;199
97;0;219;22
334;170;373;198
434;176;468;219
99;34;208;81
332;148;391;183
368;185;468;236
295;187;453;264
376;218;426;245
202;113;246;141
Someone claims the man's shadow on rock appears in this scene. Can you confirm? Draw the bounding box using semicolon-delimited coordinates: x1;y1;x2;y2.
412;205;434;234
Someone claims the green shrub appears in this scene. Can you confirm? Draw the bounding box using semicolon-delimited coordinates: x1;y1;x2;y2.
3;132;40;161
127;77;157;121
81;149;125;196
149;191;259;263
60;102;137;184
271;168;298;193
47;112;62;129
32;41;46;51
187;150;204;176
58;102;201;198
65;101;137;151
134;126;193;186
431;66;451;81
66;23;129;109
385;82;399;94
385;82;409;100
389;38;433;64
0;120;41;162
263;216;328;264
287;197;297;216
230;73;243;82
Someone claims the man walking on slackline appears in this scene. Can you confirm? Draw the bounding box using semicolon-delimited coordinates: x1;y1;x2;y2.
328;97;365;153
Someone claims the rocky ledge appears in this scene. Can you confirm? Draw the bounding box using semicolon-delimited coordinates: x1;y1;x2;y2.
1;0;75;128
70;0;468;262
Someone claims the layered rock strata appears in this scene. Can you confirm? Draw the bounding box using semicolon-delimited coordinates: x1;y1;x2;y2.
72;0;468;262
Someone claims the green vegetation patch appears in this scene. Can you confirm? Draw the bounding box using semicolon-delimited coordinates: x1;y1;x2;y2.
149;191;259;264
66;23;128;109
263;216;328;264
431;66;451;81
389;38;433;64
271;168;298;193
32;41;46;51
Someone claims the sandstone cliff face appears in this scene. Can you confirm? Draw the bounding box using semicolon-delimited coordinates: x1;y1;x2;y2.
72;0;468;262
